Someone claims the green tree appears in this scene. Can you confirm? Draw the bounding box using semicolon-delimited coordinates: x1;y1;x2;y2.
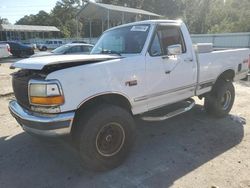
16;0;82;37
16;11;51;25
142;0;183;19
0;17;10;24
50;0;81;37
208;0;250;33
180;0;214;34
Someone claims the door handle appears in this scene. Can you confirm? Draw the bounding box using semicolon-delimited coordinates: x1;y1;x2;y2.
165;70;171;74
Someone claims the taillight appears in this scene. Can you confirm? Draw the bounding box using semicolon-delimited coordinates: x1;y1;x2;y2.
243;55;250;69
7;45;10;52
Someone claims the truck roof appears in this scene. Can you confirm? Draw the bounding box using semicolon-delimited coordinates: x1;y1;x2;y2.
106;19;183;32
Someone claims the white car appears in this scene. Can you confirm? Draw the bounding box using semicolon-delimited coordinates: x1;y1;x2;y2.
0;43;11;58
9;20;249;171
31;43;93;57
37;40;64;51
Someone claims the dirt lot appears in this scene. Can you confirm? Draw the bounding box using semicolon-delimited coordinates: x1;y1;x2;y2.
0;60;250;188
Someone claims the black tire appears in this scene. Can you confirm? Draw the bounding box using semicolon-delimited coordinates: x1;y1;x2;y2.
19;51;27;58
204;79;235;118
42;46;47;51
74;104;135;171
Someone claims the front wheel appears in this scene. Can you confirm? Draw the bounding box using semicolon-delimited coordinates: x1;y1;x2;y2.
204;80;235;118
19;51;27;58
74;104;136;171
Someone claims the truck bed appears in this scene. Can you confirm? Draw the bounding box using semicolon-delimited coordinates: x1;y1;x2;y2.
197;48;249;84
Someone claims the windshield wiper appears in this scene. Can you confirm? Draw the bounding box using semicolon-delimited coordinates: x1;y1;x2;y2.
101;49;121;56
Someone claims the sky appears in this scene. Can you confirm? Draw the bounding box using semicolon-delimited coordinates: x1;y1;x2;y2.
0;0;59;24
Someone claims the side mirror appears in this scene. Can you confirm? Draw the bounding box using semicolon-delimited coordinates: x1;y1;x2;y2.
167;44;182;56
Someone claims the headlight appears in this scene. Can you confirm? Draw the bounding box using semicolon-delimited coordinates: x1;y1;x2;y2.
29;80;64;106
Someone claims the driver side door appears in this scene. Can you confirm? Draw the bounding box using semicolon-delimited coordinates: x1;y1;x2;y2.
145;24;197;110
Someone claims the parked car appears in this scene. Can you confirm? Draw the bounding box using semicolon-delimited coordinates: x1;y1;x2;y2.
0;43;12;58
0;41;34;58
22;42;36;50
31;43;94;57
9;20;249;171
71;40;87;44
37;40;64;51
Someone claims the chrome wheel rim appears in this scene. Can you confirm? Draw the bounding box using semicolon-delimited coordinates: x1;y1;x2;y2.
221;90;231;110
96;122;125;157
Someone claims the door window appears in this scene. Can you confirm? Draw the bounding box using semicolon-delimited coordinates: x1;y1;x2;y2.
11;43;19;49
149;34;162;56
67;46;82;53
83;46;93;52
157;26;186;55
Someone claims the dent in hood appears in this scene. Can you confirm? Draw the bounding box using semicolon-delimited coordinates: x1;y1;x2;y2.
11;54;121;71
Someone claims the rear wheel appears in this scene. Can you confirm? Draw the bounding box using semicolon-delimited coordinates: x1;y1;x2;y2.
42;46;47;51
74;104;135;171
19;51;27;58
204;79;235;118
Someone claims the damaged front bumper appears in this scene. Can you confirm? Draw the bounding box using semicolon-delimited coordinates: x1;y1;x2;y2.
9;100;75;137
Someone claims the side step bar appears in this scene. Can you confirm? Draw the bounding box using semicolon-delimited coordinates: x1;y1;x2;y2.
141;98;195;122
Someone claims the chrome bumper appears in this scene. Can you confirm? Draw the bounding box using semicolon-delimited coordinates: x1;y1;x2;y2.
9;100;75;137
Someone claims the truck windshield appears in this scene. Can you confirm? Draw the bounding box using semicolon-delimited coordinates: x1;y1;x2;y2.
91;24;150;55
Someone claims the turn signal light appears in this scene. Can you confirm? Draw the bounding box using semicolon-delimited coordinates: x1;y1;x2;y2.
30;96;64;105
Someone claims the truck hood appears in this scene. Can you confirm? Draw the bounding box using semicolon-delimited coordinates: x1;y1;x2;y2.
12;54;120;70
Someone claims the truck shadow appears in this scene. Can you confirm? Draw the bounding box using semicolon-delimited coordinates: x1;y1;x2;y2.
0;104;245;188
238;80;250;87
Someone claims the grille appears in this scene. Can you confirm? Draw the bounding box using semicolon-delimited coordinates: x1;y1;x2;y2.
12;72;30;109
12;70;45;110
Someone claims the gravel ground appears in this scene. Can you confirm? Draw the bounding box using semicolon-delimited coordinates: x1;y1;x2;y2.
0;62;16;96
0;60;250;188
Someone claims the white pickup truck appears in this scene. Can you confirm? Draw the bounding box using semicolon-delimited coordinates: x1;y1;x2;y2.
0;43;11;58
9;20;249;171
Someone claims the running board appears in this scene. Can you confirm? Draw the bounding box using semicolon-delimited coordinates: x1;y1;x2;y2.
141;98;195;122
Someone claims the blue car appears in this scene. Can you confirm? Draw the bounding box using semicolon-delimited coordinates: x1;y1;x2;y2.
0;41;34;58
